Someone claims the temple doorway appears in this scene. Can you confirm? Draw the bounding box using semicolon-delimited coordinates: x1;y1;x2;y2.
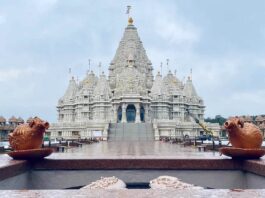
117;106;122;122
140;106;145;122
126;104;136;123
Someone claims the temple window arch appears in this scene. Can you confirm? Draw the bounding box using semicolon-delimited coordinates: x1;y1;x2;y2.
140;106;145;122
126;104;136;123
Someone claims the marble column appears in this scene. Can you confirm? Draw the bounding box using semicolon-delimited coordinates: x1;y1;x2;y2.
121;103;127;123
145;105;149;122
113;105;117;123
135;103;141;123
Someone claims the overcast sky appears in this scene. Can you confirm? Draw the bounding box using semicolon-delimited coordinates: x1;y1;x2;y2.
0;0;265;122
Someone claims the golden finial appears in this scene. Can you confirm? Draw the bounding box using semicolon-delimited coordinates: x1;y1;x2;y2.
128;17;133;25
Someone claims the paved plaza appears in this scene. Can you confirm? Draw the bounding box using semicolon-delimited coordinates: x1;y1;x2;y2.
48;141;223;159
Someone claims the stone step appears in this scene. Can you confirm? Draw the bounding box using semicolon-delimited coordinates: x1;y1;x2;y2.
108;123;154;141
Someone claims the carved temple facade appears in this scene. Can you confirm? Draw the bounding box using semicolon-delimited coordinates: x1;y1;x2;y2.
48;17;220;140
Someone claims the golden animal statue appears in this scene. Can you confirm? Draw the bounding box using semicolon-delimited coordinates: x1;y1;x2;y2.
224;117;263;149
9;117;49;150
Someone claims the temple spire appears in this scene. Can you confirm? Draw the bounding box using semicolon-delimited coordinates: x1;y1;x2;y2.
166;58;169;72
62;76;77;102
160;62;163;76
98;62;102;76
184;74;198;98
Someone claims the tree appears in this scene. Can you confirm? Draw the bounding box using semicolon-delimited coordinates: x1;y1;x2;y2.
204;115;226;126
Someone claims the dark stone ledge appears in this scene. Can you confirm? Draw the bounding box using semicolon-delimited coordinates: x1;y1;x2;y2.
0;159;29;181
32;158;243;170
242;159;265;177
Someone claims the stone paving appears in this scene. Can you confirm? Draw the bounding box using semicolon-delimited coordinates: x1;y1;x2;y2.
49;141;224;159
0;141;226;166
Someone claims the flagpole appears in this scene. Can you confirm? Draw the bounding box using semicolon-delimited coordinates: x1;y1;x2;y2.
160;62;163;76
166;58;169;73
88;59;91;73
98;62;101;76
126;5;131;19
69;67;72;80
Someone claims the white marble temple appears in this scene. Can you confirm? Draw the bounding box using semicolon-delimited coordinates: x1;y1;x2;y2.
48;17;220;140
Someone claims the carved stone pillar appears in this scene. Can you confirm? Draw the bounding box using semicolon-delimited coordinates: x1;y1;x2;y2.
113;105;117;123
145;105;149;122
135;103;141;123
121;103;127;123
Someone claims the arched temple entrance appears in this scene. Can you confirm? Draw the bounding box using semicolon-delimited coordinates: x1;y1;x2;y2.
126;104;136;123
117;106;122;122
140;106;145;122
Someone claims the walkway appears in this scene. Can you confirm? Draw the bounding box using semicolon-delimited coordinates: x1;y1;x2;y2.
49;141;222;159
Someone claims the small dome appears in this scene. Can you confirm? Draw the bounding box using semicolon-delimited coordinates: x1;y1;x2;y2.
81;71;98;89
151;72;169;99
17;117;24;123
27;117;33;123
244;116;253;122
93;73;111;100
61;77;78;102
0;116;6;123
239;115;253;122
183;77;199;98
163;70;181;94
8;116;18;123
256;115;265;122
258;123;265;129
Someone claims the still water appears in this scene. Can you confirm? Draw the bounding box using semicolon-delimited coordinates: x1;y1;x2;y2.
0;141;9;148
1;140;265;150
0;140;59;149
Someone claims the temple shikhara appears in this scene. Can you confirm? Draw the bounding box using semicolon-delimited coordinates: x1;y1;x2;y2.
48;17;220;140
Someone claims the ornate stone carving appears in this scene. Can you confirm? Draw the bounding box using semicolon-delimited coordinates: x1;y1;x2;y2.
81;177;126;189
109;20;153;93
114;65;147;96
93;73;111;101
150;176;203;189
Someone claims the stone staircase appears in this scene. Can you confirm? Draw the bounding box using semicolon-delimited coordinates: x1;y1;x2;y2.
108;123;154;141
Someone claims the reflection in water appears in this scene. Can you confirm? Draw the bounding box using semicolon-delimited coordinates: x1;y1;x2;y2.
63;141;220;158
0;142;9;148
